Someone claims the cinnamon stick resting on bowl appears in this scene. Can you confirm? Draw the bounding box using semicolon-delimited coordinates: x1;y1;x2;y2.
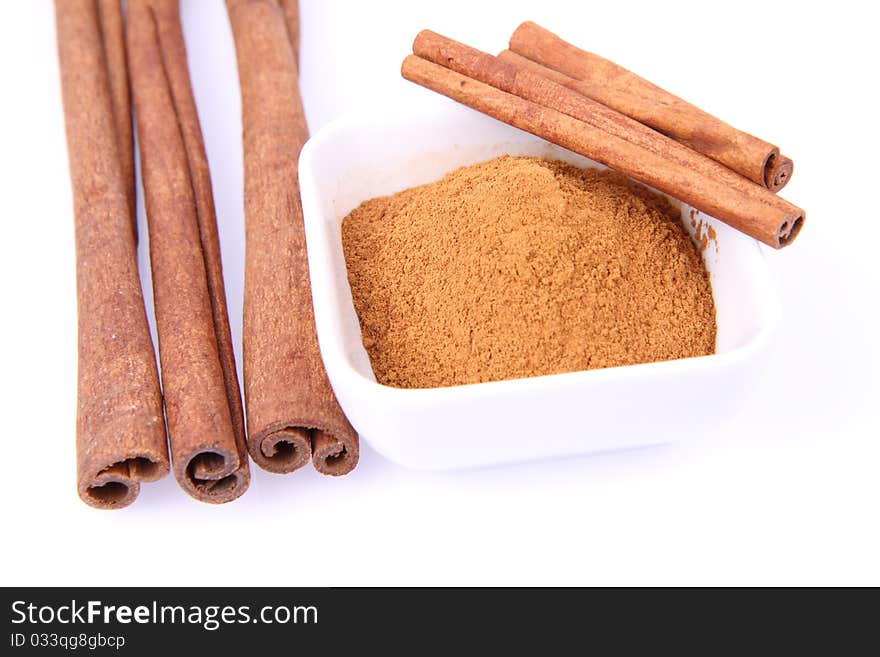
127;0;250;503
413;30;803;247
506;21;793;192
402;40;804;248
226;0;358;475
56;0;169;509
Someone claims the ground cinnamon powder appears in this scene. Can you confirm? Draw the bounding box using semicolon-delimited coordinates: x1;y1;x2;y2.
342;156;716;388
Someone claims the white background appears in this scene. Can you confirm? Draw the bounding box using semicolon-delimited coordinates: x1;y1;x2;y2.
1;0;877;586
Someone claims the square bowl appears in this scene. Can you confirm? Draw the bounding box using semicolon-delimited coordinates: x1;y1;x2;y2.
299;99;778;470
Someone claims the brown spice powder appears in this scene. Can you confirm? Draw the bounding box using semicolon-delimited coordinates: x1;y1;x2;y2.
342;156;716;388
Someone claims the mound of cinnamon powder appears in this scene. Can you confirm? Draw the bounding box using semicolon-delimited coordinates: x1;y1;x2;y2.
342;156;716;388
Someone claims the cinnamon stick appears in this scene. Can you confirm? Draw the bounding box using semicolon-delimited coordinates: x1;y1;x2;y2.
278;0;300;72
127;0;250;503
414;31;803;246
95;0;137;238
56;0;169;509
401;53;804;248
506;21;794;192
226;0;359;475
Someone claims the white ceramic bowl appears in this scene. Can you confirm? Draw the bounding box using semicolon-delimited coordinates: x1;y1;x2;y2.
299;100;778;470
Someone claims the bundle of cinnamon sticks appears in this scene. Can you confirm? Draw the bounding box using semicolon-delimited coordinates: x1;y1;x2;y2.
402;24;804;249
56;0;357;509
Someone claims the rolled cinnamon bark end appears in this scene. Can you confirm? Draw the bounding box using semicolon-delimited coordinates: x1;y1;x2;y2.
128;0;250;503
250;426;312;474
776;211;805;248
80;455;166;510
179;448;250;504
508;22;791;191
765;153;794;192
312;430;359;477
402;54;805;248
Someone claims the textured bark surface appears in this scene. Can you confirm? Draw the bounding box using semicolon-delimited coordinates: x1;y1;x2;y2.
508;21;793;192
95;0;136;237
56;0;169;510
226;0;358;475
278;0;300;71
128;0;249;503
